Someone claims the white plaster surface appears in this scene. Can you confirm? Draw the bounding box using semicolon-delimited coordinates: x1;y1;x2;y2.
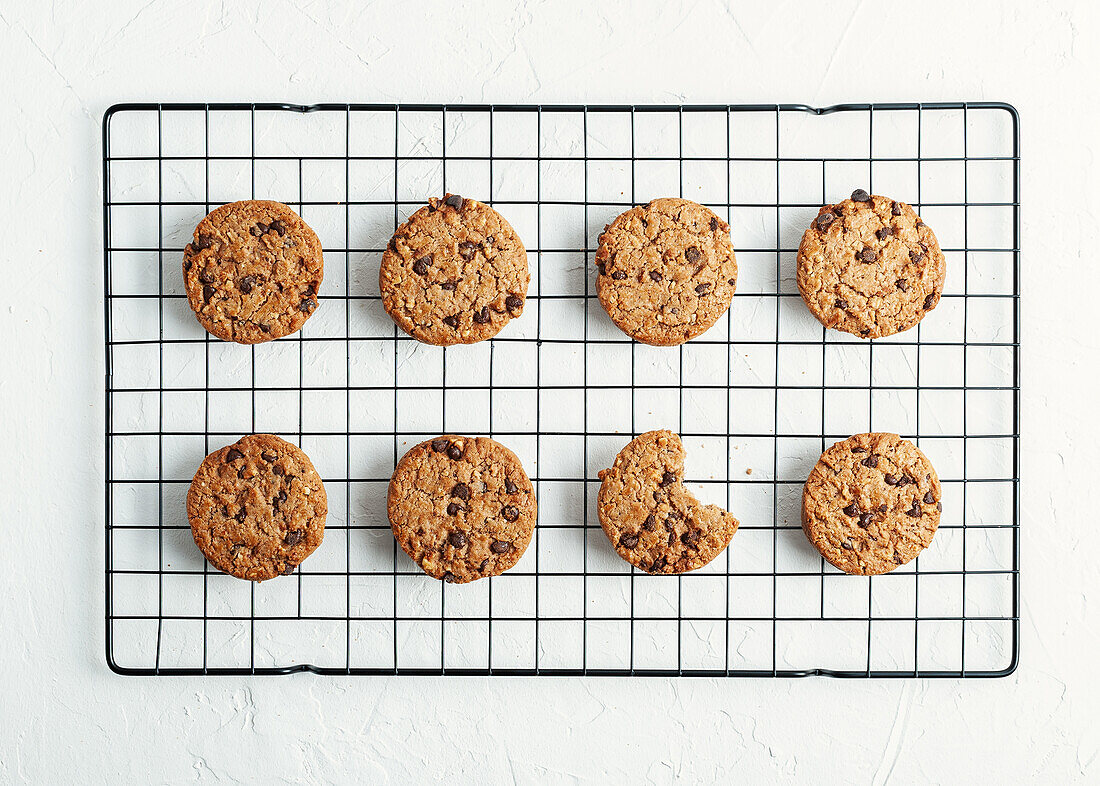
0;0;1096;781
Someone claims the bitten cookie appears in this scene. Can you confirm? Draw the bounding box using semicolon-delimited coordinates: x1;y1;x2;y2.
597;430;739;574
797;190;946;339
187;434;328;581
379;194;530;345
802;432;942;575
388;435;536;583
182;200;324;343
595;198;737;346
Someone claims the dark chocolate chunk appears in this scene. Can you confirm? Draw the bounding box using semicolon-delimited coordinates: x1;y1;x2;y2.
449;531;467;548
851;189;872;202
619;533;639;548
490;540;511;554
225;448;244;462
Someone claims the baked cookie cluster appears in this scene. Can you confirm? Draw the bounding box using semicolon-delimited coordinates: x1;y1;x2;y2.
181;191;945;581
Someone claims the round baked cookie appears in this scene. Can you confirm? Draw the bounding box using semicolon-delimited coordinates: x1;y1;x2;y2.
379;194;529;345
187;434;328;581
802;432;942;576
597;430;739;574
183;200;324;344
388;435;536;583
595;198;737;346
797;189;946;339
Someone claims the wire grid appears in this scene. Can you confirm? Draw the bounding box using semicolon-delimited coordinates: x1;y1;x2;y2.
103;102;1020;677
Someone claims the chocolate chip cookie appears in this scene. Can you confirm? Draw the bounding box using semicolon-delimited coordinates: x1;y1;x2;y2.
388;435;536;583
797;190;946;339
187;434;328;581
595;198;737;346
379;194;529;345
597;430;739;574
183;200;324;344
802;432;941;575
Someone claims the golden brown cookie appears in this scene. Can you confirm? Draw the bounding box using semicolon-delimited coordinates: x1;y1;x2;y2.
796;190;946;339
379;194;529;345
802;432;941;575
187;434;327;581
182;200;324;344
387;435;536;583
595;198;737;346
597;430;739;574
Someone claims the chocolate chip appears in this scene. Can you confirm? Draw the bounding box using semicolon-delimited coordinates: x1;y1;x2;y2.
619;533;639;548
814;212;836;230
251;222;268;237
862;455;879;468
451;483;470;500
413;254;432;275
841;541;855;550
858;247;877;263
685;247;702;263
597;262;606;276
458;241;478;260
273;465;285;476
710;217;719;232
504;478;517;494
490;540;511;554
923;293;936;310
442;314;460;328
270;219;286;236
860;328;871;336
876;227;893;240
441;282;456;291
885;474;899;486
299;298;317;313
851;189;872;202
896;279;909;291
272;490;287;512
202;285;215;302
923;491;936;504
237;467;247;479
447;444;464;461
442;571;456;583
915;220;925;229
891;201;903;216
478;559;489;571
680;530;701;546
446;502;461;516
505;295;523;312
906;502;922;518
648;271;662;282
444;194;464;211
473;307;491;324
198;268;215;284
851;446;867;454
644;514;657;531
858;512;874;528
501;506;519;522
234;509;246;523
238;275;257;294
225;448;243;462
843;503;860;517
835;298;848;309
659;470;676;487
282;563;296;576
611;270;626;280
650;556;668;572
909;250;925;263
196;234;214;250
695;283;711;295
431;439;449;453
449;531;467;548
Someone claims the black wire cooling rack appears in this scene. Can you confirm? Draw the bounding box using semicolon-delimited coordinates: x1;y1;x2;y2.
103;102;1020;677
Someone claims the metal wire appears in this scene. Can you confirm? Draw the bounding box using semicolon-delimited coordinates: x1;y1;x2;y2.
103;103;1021;677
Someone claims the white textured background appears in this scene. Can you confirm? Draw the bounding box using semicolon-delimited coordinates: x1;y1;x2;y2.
0;0;1095;782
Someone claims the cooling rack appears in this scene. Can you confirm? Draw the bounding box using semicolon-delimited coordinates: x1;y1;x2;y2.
103;102;1019;676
